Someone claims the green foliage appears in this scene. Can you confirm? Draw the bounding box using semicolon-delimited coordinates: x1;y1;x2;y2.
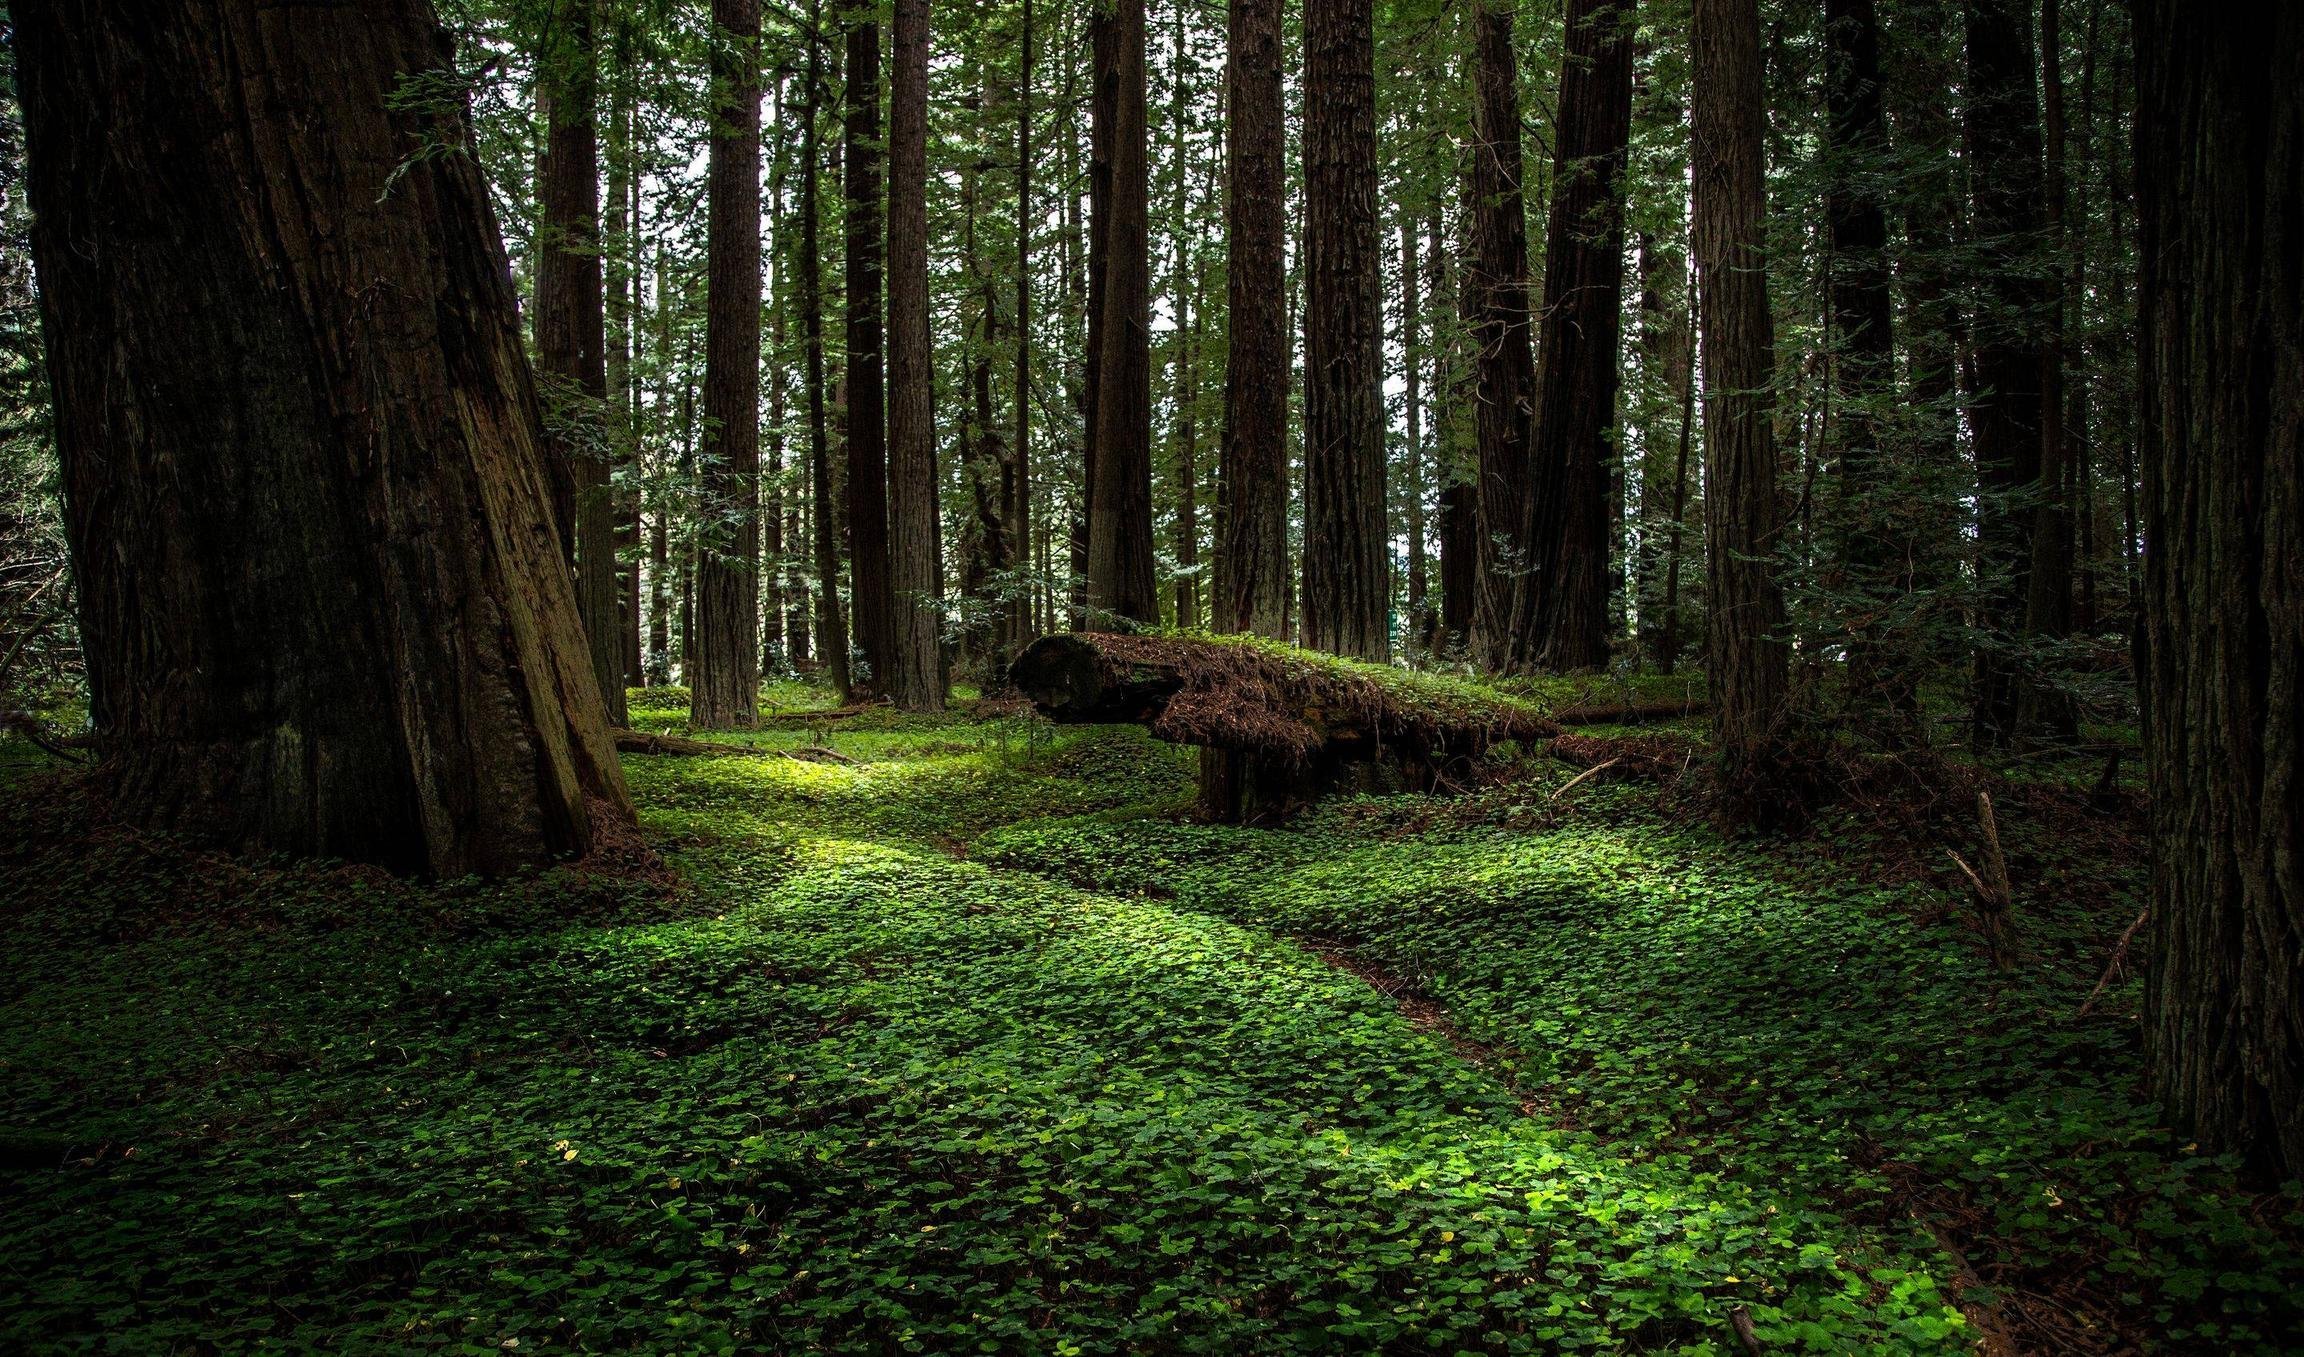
3;705;2296;1352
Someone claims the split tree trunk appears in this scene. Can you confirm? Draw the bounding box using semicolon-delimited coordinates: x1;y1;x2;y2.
2136;0;2304;1181
1301;0;1389;660
691;0;764;729
15;0;633;874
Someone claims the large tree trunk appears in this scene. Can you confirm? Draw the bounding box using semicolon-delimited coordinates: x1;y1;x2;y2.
1465;0;1539;665
534;0;626;727
1216;0;1289;639
16;0;633;875
1516;0;1633;673
1401;213;1428;643
690;0;763;729
762;70;792;676
1086;0;1159;624
800;7;854;701
884;0;945;711
605;16;644;691
1301;0;1389;660
1012;0;1037;650
843;7;896;692
1963;0;2051;745
2136;0;2304;1181
1690;0;1791;784
1823;0;1912;721
1438;200;1480;655
1166;0;1201;634
2019;0;2077;738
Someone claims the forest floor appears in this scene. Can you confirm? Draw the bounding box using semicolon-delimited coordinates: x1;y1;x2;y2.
0;679;2299;1354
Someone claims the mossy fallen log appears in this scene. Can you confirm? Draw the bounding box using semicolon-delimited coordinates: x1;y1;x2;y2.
1009;632;1557;820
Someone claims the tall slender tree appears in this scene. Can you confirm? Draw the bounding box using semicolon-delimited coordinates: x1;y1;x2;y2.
1216;0;1289;638
1517;0;1634;672
2136;0;2304;1181
691;0;764;728
844;4;895;690
1690;0;1790;785
1301;0;1388;660
1012;0;1037;645
800;3;853;700
1086;0;1159;623
14;0;634;873
884;0;944;707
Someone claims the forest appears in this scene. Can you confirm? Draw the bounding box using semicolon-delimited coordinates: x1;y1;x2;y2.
0;0;2299;1350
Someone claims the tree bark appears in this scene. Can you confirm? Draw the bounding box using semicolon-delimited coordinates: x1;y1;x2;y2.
843;6;895;692
16;0;633;874
1690;0;1791;780
1216;0;1289;638
2136;0;2304;1181
1012;0;1037;649
2019;0;2077;737
800;6;854;700
883;0;944;710
534;0;626;726
763;67;792;675
1086;0;1159;624
691;0;763;729
1301;0;1389;660
1517;0;1633;672
1401;213;1428;643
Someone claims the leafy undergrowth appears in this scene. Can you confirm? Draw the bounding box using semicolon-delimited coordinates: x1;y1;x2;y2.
1;696;2297;1353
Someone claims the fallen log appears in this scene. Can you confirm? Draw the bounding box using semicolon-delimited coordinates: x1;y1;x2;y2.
1549;698;1706;726
1009;632;1557;820
611;729;858;765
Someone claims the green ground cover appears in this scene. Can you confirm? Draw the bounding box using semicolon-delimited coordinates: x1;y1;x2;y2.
0;687;2295;1352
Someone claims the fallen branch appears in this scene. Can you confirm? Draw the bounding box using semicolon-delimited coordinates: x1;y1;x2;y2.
780;745;859;766
1547;757;1622;803
2078;907;2150;1017
1948;791;2019;970
612;729;773;758
1;711;91;764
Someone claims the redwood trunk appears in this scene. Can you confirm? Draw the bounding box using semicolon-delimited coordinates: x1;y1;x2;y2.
2136;0;2304;1180
1301;0;1389;660
844;8;895;691
691;0;763;729
1087;0;1158;624
1216;0;1289;638
800;11;854;700
885;0;944;709
16;0;632;874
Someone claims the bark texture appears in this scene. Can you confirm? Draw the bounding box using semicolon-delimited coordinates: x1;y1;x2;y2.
2136;0;2304;1180
1086;0;1159;624
1301;0;1389;660
884;0;944;709
15;0;632;874
844;8;895;690
691;0;763;729
1216;0;1289;638
1516;0;1633;672
1690;0;1791;775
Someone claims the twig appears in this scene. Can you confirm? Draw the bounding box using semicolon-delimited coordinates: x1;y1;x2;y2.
1548;757;1622;803
2077;907;2150;1017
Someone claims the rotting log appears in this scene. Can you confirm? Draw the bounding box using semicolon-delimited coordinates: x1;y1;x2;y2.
1009;632;1556;821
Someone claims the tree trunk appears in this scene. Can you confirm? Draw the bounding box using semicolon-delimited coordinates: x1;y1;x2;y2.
1216;0;1289;638
1301;0;1389;660
1167;0;1200;633
801;7;854;700
534;0;626;727
1964;0;2051;745
2136;0;2304;1182
16;0;633;874
1401;213;1428;643
763;69;792;675
1690;0;1791;781
883;0;944;710
2019;0;2077;737
843;6;895;693
1465;0;1539;665
691;0;763;730
1086;0;1158;625
1517;0;1633;672
606;15;643;690
1824;0;1911;719
1012;0;1037;650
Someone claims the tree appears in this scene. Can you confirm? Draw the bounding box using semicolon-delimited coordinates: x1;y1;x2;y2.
1516;0;1633;672
1463;0;1538;664
1963;0;2049;745
800;3;853;700
884;0;944;709
1086;0;1159;624
14;0;633;874
1215;0;1288;638
691;0;764;729
844;3;896;690
1300;0;1388;660
2136;0;2304;1181
1011;0;1037;647
534;0;626;726
1689;0;1789;784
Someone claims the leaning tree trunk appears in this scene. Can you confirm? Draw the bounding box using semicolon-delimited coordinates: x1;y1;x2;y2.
1464;0;1540;665
1086;0;1159;625
1691;0;1792;790
844;5;896;692
1217;0;1290;639
534;0;626;727
14;0;633;876
2136;0;2304;1182
691;0;763;730
1516;0;1633;673
884;0;945;710
1301;0;1389;660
